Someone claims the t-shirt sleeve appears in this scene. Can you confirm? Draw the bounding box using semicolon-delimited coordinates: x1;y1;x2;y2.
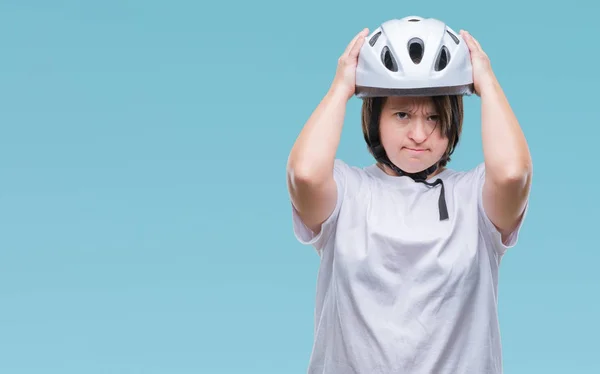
290;159;350;255
472;163;530;257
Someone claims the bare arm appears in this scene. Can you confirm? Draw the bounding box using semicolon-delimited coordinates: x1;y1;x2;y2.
286;28;369;233
461;31;532;243
480;77;532;242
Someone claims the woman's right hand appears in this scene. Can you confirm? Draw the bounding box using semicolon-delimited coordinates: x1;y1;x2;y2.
329;28;370;101
288;30;371;234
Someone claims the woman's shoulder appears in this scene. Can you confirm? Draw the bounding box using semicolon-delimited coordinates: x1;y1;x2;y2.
331;158;379;180
331;158;376;193
441;162;486;183
436;163;488;202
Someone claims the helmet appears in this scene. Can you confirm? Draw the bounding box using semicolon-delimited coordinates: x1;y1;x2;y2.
355;16;474;97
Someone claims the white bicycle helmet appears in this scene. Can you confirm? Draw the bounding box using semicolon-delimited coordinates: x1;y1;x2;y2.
355;16;474;97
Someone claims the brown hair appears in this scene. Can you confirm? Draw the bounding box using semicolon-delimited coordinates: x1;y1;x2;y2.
361;95;464;168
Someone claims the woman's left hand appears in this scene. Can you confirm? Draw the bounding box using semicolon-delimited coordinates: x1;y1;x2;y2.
460;30;496;96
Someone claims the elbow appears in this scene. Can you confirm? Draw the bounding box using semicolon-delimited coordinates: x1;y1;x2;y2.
487;143;533;184
491;160;533;187
287;161;326;189
287;166;311;189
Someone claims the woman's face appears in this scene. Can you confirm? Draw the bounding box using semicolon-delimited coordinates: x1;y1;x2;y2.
378;96;449;175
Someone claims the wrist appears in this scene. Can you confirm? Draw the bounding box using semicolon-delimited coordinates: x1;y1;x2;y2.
328;83;354;102
477;72;500;97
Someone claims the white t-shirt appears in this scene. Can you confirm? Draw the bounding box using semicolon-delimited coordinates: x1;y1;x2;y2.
291;159;529;374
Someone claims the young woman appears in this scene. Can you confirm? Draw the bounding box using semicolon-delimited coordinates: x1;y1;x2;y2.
286;16;532;374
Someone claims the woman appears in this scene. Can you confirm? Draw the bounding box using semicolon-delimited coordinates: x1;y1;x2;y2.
286;16;532;374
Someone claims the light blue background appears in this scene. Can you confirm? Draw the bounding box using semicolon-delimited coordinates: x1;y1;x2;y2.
1;0;598;373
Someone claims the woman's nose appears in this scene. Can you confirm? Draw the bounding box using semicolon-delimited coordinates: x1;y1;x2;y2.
407;120;430;143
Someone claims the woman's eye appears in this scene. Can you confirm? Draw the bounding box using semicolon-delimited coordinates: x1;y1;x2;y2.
396;112;408;120
428;115;440;122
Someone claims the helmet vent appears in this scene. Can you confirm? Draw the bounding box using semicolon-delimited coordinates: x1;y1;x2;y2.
446;30;459;44
381;46;398;72
408;18;420;22
435;46;450;71
407;38;424;64
369;31;382;47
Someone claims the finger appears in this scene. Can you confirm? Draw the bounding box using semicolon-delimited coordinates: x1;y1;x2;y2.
468;32;483;51
348;29;369;58
343;28;368;57
461;30;480;52
472;37;483;53
342;30;365;56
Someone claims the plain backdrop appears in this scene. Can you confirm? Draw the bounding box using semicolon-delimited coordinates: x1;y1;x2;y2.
1;0;598;373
